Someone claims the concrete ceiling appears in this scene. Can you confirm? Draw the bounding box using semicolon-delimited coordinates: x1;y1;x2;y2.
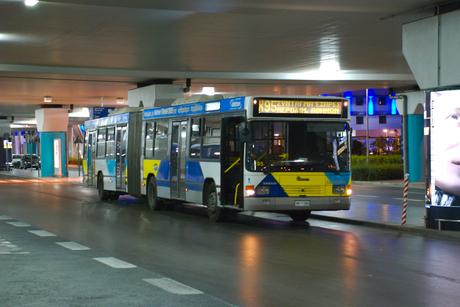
0;0;440;110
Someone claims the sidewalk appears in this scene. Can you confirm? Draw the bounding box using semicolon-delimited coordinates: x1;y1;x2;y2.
353;179;426;190
311;180;460;239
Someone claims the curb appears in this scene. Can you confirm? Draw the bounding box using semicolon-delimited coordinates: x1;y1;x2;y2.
311;213;460;241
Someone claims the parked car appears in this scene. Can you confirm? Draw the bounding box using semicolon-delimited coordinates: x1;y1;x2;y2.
22;154;41;170
11;154;24;168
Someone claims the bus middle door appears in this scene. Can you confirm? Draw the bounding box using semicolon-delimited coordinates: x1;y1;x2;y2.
87;131;97;186
170;120;187;200
115;125;128;190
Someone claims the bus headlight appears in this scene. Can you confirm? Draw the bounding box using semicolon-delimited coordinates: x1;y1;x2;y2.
333;185;346;194
256;186;270;195
346;185;352;196
245;185;255;197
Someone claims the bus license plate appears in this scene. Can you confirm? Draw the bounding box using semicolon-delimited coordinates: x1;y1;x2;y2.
295;201;310;207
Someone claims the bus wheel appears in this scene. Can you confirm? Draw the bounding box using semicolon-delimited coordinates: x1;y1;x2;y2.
110;192;119;201
147;177;164;211
289;211;311;223
205;183;225;222
97;173;110;201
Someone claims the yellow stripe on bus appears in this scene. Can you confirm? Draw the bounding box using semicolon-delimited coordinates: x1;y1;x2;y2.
143;159;162;182
271;172;350;197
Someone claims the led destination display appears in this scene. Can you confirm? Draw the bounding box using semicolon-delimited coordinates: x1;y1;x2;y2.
257;99;343;116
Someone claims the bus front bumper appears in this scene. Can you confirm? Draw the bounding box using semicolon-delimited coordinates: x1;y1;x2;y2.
244;196;350;211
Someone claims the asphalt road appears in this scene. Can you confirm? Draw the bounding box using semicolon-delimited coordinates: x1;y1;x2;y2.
0;177;459;307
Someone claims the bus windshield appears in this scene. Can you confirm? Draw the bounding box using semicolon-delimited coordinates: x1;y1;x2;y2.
246;121;350;172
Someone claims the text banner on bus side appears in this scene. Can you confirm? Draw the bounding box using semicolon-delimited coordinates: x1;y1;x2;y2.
143;97;245;120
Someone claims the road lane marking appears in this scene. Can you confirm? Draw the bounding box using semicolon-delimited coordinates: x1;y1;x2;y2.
0;215;12;220
353;195;378;198
93;257;136;269
6;221;31;227
56;241;90;251
143;278;203;295
0;237;30;255
28;230;56;237
394;198;424;202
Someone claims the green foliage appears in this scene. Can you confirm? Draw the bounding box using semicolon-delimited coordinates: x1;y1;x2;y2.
352;155;403;181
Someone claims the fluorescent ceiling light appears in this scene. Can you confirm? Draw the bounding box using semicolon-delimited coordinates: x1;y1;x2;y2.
14;119;37;125
202;87;215;96
69;107;90;118
10;124;27;129
24;0;39;7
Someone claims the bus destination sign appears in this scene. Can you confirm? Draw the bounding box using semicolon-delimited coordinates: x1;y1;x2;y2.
257;99;343;116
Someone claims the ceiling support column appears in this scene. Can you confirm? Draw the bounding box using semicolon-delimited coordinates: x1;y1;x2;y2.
35;108;69;177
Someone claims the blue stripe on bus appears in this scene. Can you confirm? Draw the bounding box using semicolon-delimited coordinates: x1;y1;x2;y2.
325;172;351;186
186;161;204;182
157;179;170;187
255;174;287;197
186;161;204;191
157;160;170;181
107;159;116;177
186;182;204;191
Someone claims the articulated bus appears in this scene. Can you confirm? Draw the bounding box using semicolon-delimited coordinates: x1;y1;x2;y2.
83;109;143;200
84;96;352;222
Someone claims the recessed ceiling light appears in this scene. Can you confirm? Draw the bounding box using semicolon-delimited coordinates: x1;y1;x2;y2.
43;96;53;103
116;97;125;104
24;0;39;7
202;87;215;96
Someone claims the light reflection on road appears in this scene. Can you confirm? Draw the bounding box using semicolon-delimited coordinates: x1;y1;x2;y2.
239;234;262;307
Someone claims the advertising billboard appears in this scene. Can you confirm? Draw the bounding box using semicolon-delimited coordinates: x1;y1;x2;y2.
430;90;460;206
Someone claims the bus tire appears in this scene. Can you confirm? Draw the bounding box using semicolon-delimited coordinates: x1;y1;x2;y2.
289;210;311;223
147;177;164;211
97;173;110;201
205;183;225;222
110;192;119;201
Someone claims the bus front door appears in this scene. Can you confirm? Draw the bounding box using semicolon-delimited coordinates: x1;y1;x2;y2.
221;117;244;208
170;121;187;200
87;131;97;186
116;125;128;190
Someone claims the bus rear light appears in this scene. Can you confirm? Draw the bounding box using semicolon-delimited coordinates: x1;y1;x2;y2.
245;185;255;197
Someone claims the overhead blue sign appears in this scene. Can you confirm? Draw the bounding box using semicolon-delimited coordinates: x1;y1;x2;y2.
91;107;115;119
144;97;245;120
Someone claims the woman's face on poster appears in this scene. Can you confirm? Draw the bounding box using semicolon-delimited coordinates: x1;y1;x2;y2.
436;106;460;195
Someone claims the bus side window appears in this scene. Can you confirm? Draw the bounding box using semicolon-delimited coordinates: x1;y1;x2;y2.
154;120;169;159
202;117;221;159
96;128;107;158
145;121;155;159
106;127;116;158
190;118;201;158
